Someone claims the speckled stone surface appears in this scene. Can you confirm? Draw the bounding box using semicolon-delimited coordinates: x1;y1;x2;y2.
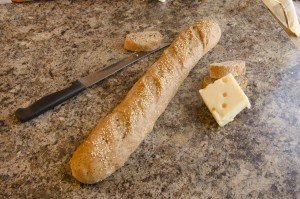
0;0;300;198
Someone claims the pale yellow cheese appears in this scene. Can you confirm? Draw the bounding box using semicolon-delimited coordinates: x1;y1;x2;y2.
199;73;251;127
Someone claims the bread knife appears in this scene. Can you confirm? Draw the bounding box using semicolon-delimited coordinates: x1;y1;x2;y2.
15;43;170;122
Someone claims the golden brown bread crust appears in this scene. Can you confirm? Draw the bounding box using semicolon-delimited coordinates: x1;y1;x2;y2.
70;20;221;184
124;31;164;52
209;60;246;79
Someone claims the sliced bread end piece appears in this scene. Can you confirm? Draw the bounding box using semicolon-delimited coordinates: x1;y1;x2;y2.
209;60;246;79
124;31;163;52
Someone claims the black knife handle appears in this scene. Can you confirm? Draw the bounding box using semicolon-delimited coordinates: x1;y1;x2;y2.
15;80;86;122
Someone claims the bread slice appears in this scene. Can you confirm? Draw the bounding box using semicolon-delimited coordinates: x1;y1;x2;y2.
209;60;246;78
124;31;164;52
201;75;248;91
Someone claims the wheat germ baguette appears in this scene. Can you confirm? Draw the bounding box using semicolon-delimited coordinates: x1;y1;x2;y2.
70;20;221;184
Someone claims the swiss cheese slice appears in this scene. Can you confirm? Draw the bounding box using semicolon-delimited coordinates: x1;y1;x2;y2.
199;73;251;127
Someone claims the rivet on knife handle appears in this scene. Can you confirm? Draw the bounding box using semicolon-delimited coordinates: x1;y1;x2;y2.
15;81;86;123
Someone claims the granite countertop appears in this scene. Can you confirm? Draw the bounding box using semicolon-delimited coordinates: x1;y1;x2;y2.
1;0;300;198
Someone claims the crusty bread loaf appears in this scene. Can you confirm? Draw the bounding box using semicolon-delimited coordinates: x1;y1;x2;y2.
209;60;246;78
70;20;221;184
201;75;248;91
124;31;164;52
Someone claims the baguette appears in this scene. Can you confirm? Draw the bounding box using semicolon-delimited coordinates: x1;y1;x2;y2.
124;31;163;52
70;20;221;184
209;60;246;78
201;75;248;91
